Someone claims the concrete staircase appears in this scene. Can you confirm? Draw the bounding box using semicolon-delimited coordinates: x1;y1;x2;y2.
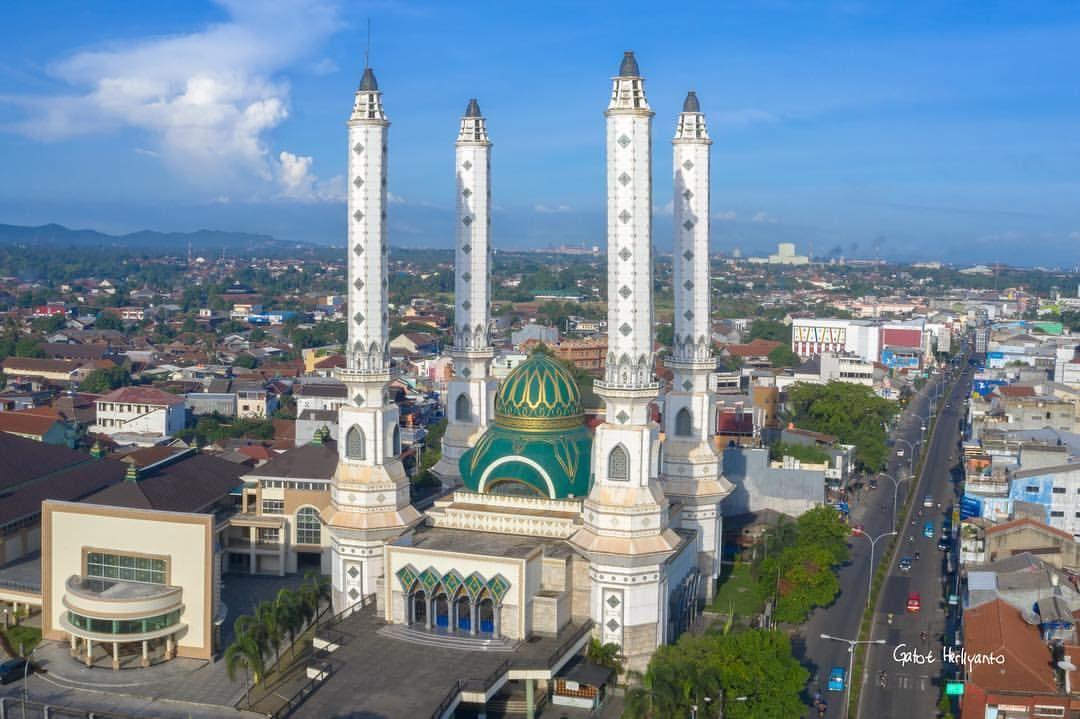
377;623;519;652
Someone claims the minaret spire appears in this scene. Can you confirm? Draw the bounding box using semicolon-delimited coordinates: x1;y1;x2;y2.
571;51;679;674
324;60;420;614
434;98;498;485
663;91;731;603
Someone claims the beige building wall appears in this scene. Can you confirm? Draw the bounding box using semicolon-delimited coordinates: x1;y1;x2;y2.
41;501;214;660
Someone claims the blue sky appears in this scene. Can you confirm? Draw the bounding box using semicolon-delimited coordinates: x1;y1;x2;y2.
1;1;1078;265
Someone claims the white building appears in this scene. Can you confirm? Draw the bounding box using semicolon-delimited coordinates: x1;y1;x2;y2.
767;242;809;265
92;386;186;438
791;317;881;361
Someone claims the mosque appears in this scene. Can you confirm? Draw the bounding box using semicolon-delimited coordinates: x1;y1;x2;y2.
323;50;731;671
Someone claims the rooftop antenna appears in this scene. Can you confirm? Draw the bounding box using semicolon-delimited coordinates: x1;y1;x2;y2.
365;18;371;68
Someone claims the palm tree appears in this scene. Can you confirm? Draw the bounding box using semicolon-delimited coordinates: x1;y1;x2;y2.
225;634;266;707
304;570;331;610
274;589;305;657
233;614;269;659
255;600;283;664
585;638;625;677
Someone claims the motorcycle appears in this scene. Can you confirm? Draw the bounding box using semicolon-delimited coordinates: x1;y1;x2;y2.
879;671;887;688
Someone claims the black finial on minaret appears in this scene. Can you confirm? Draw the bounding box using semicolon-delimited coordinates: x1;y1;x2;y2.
682;91;700;113
464;98;481;117
619;51;640;77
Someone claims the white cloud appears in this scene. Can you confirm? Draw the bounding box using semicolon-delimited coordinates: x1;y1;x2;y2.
535;204;572;213
713;210;737;221
655;201;673;216
751;210;778;223
2;0;342;200
277;151;344;202
133;147;159;158
388;192;407;205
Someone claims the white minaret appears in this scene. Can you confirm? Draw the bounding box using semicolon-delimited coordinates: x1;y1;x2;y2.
662;91;731;601
571;52;680;673
433;99;498;486
324;65;420;614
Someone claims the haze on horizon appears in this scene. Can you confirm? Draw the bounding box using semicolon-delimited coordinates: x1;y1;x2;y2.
0;0;1078;266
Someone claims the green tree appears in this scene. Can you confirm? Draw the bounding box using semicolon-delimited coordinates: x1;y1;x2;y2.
624;629;807;719
767;344;800;368
586;638;625;677
233;353;258;369
655;324;675;349
80;365;132;394
785;381;897;472
224;633;265;704
748;319;791;344
94;312;124;331
14;337;44;358
767;441;830;465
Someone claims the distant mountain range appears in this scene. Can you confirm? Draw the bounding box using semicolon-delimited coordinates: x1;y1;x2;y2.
0;223;314;255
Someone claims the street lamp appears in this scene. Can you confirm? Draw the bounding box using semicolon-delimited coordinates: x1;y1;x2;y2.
894;437;918;473
879;472;910;528
21;643;41;719
820;634;886;719
851;529;897;606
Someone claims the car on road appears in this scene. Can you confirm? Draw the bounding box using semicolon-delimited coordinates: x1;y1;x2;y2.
923;521;935;538
899;556;912;571
907;592;922;613
828;666;846;691
938;538;950;551
0;658;31;685
923;495;935;508
896;448;905;457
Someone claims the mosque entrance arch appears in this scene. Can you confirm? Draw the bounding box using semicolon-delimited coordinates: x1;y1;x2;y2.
410;590;428;627
477;596;496;635
454;595;472;632
433;592;451;629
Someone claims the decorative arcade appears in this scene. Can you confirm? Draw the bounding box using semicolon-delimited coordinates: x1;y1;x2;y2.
395;565;510;637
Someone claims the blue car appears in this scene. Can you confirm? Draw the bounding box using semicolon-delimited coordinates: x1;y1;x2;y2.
923;521;935;538
828;666;846;691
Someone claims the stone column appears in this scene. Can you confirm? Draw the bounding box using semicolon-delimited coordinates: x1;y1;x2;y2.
85;638;93;667
69;634;77;657
141;640;149;668
166;634;174;660
494;605;502;638
112;641;119;670
470;602;477;636
425;597;432;630
525;678;535;719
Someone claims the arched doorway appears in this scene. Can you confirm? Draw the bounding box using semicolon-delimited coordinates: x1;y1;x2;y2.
433;592;451;629
454;595;472;632
411;590;428;626
477;597;495;635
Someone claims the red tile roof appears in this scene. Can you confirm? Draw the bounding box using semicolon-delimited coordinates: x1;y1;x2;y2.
962;599;1059;695
0;408;63;439
985;517;1074;543
997;385;1037;398
720;339;782;358
97;386;185;406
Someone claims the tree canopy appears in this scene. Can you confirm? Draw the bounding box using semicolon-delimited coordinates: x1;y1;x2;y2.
755;506;851;624
785;381;897;472
748;319;791;344
80;365;132;394
625;629;808;719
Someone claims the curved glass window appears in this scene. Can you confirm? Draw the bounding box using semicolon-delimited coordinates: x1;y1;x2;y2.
86;552;165;585
296;506;321;545
67;609;181;635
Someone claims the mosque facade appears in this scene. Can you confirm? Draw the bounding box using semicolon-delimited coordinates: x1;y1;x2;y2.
324;51;730;671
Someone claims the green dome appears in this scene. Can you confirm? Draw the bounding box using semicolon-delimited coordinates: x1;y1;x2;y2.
495;353;582;431
460;353;593;500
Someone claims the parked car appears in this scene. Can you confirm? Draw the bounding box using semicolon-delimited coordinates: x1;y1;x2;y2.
828;666;846;691
899;556;913;572
0;658;31;685
907;592;922;613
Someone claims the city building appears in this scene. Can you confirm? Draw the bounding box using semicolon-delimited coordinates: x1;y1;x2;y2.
91;386;186;439
767;242;809;265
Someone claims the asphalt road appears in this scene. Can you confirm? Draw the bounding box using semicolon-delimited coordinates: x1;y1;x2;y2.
796;361;967;719
857;361;972;719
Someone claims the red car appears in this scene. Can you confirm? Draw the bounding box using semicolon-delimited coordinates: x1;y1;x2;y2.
907;592;921;613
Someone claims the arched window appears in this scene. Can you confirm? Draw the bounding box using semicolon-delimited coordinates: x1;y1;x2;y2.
346;425;366;460
296;507;321;545
675;408;692;437
456;393;472;422
608;445;629;481
392;425;402;456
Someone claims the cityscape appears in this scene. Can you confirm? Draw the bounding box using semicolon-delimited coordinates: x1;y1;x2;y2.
1;3;1079;719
